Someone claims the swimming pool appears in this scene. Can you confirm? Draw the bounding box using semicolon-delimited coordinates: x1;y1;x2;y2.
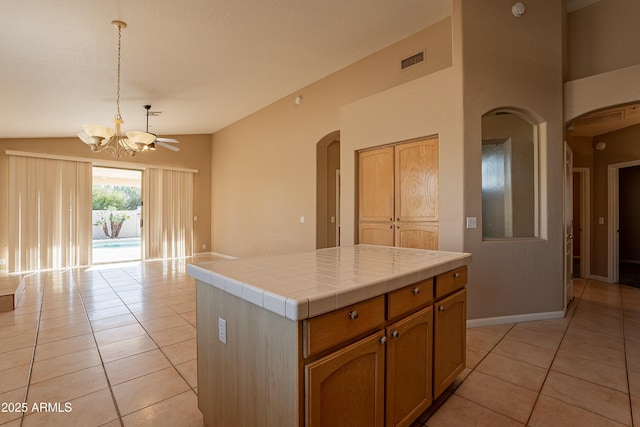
92;239;141;249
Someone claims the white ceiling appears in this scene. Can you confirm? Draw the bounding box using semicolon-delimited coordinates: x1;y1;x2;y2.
0;0;451;139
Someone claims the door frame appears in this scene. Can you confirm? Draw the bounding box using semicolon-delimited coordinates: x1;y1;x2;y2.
563;142;573;309
609;159;640;283
573;167;590;279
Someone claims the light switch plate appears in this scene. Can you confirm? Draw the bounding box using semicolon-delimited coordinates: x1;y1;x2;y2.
466;217;477;229
218;317;227;344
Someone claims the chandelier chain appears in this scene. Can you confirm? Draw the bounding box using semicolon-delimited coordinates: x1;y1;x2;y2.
79;20;156;158
115;24;122;119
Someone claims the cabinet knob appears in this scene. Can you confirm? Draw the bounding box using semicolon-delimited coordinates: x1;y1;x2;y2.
390;225;393;229
390;218;393;221
380;336;388;345
391;330;400;338
454;272;460;279
348;310;359;320
412;287;420;295
438;305;445;312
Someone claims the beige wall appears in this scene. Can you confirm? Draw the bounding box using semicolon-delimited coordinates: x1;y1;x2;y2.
340;68;464;251
211;17;454;258
0;134;212;271
211;0;570;322
567;0;640;81
462;0;565;319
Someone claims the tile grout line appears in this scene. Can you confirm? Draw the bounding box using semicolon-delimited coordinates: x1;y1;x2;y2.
18;273;46;427
74;270;126;427
520;281;584;427
620;286;635;427
117;266;199;395
95;266;199;416
423;319;519;425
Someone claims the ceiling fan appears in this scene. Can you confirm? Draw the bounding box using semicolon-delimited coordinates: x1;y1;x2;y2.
134;105;181;152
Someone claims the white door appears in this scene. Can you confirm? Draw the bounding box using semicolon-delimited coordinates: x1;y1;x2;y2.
564;142;574;308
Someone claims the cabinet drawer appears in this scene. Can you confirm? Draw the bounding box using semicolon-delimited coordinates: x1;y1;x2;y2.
303;296;385;358
387;279;434;320
435;266;467;299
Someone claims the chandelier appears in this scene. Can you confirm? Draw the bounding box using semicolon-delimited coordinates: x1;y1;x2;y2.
78;20;155;157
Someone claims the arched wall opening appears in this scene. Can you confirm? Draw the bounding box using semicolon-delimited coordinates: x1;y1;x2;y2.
564;65;640;282
316;130;341;249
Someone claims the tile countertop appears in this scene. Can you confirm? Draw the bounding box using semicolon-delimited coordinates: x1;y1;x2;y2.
187;244;471;321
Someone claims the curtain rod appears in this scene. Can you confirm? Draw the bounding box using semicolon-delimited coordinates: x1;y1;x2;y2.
5;150;198;174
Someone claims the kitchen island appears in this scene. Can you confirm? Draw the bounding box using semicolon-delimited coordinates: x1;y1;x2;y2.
188;244;471;427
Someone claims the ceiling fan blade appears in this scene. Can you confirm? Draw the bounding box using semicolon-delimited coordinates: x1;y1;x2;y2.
155;137;179;143
156;141;181;152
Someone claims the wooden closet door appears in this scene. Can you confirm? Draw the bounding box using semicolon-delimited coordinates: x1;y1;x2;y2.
394;137;439;222
395;223;439;250
359;146;394;222
359;222;395;247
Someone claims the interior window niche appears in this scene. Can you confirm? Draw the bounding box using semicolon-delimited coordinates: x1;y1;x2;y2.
481;109;539;239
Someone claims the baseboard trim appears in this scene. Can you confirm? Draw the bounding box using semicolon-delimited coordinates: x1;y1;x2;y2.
588;274;610;283
211;252;238;260
467;310;566;328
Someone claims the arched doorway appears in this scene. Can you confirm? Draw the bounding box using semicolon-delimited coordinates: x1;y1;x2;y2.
316;131;340;249
566;101;640;284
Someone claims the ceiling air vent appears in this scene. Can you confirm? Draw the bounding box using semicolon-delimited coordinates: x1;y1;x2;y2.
401;50;425;70
575;110;623;127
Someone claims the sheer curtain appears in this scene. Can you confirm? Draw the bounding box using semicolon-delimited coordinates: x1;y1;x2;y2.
8;155;92;273
143;168;194;259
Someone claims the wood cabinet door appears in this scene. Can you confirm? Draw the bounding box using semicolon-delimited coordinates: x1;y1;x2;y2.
359;222;394;247
305;331;385;427
433;288;466;398
359;146;394;222
395;137;438;222
395;223;438;250
386;307;433;427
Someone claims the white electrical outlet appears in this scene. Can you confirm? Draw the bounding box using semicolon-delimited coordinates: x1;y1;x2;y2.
299;216;305;223
0;259;5;266
218;317;227;344
202;244;206;250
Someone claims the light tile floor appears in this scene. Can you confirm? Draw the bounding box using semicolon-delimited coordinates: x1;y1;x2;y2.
1;259;638;427
418;277;640;427
0;256;214;427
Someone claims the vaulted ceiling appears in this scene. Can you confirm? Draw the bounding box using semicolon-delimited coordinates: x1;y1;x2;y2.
0;0;451;139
